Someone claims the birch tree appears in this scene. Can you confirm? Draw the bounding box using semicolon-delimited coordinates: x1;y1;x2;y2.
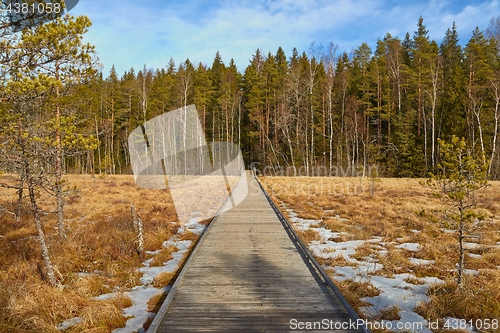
322;42;338;171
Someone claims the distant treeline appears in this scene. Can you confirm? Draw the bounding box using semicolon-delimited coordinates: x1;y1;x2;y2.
53;16;500;178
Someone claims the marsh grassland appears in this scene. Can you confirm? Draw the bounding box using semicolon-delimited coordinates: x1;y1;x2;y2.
0;174;229;332
261;176;500;332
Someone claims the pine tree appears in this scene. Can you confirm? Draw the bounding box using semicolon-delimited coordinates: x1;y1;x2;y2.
426;136;489;285
17;14;97;239
243;49;266;163
193;62;212;137
439;23;467;142
464;27;496;160
1;13;97;284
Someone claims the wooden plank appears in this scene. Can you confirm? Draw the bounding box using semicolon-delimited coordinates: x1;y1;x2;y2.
148;171;365;333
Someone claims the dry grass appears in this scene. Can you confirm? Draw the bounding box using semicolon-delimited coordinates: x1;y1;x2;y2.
149;245;178;267
415;273;500;321
295;228;322;245
0;173;225;332
378;305;401;321
335;279;380;312
152;272;176;289
261;176;500;325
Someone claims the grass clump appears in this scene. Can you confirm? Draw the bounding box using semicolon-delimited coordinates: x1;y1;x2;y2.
335;279;379;312
416;272;500;321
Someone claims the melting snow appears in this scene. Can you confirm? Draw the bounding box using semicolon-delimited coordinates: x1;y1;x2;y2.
409;258;435;265
112;286;171;333
280;202;465;333
110;237;193;333
178;217;206;236
140;240;191;285
89;238;193;333
396;243;420;251
59;213;205;333
57;317;82;331
463;269;479;275
464;242;481;250
361;273;441;316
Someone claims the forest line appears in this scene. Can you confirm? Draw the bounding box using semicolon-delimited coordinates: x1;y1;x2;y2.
3;15;500;179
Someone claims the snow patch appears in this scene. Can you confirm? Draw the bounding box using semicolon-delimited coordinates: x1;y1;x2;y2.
280;202;456;333
72;213;202;333
463;269;479;275
396;243;420;251
409;258;434;265
178;217;206;236
140;240;191;285
360;273;440;317
112;286;171;333
57;317;82;331
463;242;481;250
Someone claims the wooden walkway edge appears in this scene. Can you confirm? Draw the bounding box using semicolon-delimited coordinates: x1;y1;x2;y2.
147;171;370;333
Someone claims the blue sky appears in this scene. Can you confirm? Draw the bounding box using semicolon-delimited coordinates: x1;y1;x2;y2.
69;0;500;75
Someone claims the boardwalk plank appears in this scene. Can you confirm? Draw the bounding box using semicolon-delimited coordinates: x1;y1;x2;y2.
150;171;365;333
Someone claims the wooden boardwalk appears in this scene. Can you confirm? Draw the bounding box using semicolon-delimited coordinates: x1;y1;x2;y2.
148;171;367;333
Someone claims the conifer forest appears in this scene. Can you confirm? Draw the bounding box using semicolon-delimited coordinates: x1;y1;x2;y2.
3;15;500;179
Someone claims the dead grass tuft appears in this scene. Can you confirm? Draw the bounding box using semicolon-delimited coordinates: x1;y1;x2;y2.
152;272;176;288
416;273;500;321
150;246;178;267
74;300;128;332
295;229;321;245
178;231;198;242
70;274;112;298
335;279;380;312
378;305;401;321
147;292;166;313
317;255;358;267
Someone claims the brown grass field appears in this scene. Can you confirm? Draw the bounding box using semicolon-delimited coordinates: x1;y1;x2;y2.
0;173;226;333
1;173;499;332
260;176;500;331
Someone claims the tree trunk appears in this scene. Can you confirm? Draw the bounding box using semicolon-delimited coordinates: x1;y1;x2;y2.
458;215;465;286
55;61;66;240
131;205;144;255
474;107;486;160
16;173;24;222
26;166;57;286
488;82;500;176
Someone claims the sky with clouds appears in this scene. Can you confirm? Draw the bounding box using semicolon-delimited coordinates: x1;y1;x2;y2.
69;0;500;75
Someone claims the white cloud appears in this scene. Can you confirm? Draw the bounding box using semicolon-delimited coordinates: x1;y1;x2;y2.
70;0;500;75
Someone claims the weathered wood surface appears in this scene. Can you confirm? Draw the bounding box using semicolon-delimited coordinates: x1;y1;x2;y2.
152;171;363;332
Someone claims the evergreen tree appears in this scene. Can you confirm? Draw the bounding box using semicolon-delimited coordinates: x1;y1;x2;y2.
464;27;496;159
439;23;467;142
17;14;97;239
